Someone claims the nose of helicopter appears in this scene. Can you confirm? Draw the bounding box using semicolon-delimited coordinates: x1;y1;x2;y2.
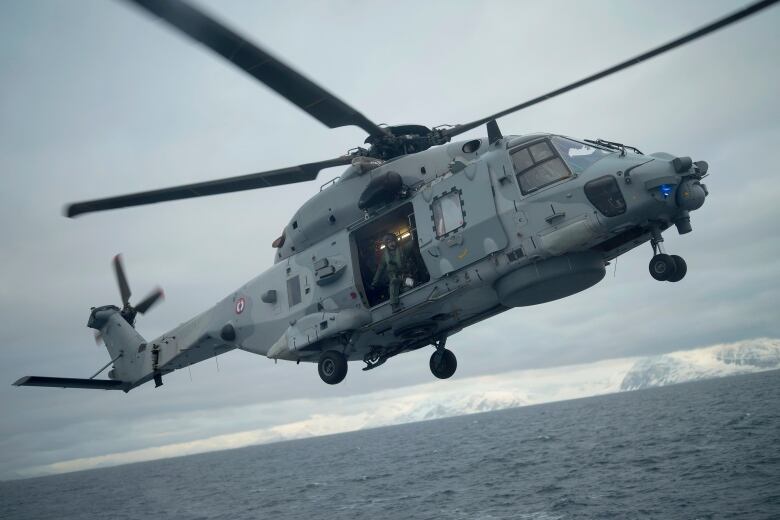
610;154;708;236
650;156;709;234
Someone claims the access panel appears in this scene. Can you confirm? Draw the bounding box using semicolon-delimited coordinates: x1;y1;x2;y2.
413;161;508;278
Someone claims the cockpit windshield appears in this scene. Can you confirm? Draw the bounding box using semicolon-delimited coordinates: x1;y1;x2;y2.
552;137;612;174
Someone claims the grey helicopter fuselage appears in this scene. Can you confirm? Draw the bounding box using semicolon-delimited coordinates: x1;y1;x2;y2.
90;132;708;390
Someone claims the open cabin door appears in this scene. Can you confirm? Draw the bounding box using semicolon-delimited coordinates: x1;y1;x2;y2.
352;202;431;308
413;161;508;278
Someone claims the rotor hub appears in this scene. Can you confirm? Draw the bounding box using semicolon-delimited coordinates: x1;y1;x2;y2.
364;124;444;161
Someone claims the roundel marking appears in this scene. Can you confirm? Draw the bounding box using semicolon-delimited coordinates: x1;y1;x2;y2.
235;297;246;314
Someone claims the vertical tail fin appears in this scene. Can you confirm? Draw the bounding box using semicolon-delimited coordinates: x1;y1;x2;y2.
89;254;163;382
88;306;147;382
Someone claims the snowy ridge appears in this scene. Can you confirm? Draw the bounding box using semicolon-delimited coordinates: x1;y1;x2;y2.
620;338;780;391
395;390;529;423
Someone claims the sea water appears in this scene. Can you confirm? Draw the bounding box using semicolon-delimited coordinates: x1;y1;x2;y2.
2;370;779;519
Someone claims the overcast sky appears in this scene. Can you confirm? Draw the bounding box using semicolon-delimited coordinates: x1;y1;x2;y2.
1;0;778;480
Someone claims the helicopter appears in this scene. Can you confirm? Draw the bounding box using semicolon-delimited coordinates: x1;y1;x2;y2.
13;0;777;390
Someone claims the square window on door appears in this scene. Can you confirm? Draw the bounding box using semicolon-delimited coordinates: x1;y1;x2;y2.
432;191;465;238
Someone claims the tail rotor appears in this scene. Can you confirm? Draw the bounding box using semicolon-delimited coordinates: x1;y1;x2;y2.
112;254;164;327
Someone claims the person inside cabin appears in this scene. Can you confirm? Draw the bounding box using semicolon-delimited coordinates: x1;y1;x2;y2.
371;232;411;312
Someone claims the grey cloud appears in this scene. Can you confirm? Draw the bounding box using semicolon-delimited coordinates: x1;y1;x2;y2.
1;0;778;479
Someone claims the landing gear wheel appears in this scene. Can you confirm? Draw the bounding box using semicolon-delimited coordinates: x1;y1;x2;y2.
318;351;348;385
649;254;676;281
429;348;457;379
667;255;687;282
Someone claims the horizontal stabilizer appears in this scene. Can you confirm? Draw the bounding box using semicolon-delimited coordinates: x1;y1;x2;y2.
13;376;127;391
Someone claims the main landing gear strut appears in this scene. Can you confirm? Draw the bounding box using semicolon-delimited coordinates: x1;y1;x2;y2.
429;337;457;379
648;226;687;283
317;339;458;383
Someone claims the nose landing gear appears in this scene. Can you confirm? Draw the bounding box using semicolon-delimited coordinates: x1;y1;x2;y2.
648;227;687;282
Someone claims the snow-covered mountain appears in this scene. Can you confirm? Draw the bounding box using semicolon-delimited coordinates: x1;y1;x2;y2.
620;338;780;391
396;390;530;423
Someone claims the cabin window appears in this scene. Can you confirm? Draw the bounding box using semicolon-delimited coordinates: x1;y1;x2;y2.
511;140;572;194
432;190;465;238
286;275;301;307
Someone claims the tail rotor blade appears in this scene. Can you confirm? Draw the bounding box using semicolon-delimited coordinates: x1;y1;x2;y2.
113;254;132;306
135;287;164;314
94;331;103;345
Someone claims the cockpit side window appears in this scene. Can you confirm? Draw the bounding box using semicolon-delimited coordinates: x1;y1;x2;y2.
552;136;612;174
511;147;533;173
510;140;572;194
529;141;554;162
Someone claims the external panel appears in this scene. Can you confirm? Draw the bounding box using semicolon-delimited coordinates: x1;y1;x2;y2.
414;161;508;278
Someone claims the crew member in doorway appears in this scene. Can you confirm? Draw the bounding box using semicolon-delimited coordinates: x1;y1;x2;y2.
371;233;409;312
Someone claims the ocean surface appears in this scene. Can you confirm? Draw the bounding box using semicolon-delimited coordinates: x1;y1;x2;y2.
2;370;779;519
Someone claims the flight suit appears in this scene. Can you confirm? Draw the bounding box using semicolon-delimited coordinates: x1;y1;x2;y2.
372;245;408;308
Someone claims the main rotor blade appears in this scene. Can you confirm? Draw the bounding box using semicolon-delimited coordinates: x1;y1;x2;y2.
113;255;131;306
443;0;779;140
66;156;353;217
135;288;164;314
126;0;387;138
